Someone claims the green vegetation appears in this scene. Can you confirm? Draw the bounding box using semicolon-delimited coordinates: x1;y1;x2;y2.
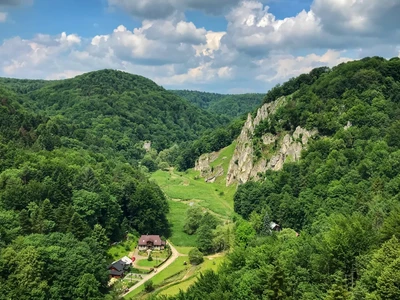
188;248;204;265
107;237;137;262
126;256;189;299
166;201;198;247
0;71;195;299
157;256;224;297
158;57;400;300
172;90;264;119
151;167;235;250
137;259;158;268
151;169;235;217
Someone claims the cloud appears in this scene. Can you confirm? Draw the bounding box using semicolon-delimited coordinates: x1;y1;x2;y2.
0;0;399;93
219;0;400;57
255;50;353;83
0;32;81;77
0;11;6;22
312;0;400;36
108;0;242;19
86;21;206;66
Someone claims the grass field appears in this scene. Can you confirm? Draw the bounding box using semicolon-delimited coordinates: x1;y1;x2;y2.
151;144;237;248
107;238;137;263
127;144;237;298
158;256;225;297
174;246;194;255
151;168;235;217
125;256;189;299
136;259;160;268
167;200;198;247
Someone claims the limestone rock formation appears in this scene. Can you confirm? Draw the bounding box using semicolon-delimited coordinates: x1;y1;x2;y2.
225;97;317;186
194;151;225;183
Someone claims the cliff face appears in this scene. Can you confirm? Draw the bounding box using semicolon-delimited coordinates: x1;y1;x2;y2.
194;151;224;183
226;97;287;186
224;97;317;186
195;96;317;186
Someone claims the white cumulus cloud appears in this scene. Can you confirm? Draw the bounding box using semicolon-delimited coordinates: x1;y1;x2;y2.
0;11;7;22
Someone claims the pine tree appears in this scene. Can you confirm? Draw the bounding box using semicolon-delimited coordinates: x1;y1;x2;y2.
68;212;88;240
91;224;109;251
19;209;31;235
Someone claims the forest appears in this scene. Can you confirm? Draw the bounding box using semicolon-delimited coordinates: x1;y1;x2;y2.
171;90;264;119
2;57;400;299
0;71;229;299
156;57;400;299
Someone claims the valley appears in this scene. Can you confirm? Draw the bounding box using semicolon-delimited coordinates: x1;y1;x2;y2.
2;57;400;299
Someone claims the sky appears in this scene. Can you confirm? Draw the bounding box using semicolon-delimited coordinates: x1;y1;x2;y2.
0;0;399;93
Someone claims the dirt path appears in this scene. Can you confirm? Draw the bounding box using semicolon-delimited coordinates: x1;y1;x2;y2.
121;241;180;298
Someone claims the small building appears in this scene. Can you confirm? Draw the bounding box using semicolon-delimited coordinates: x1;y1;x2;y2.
138;235;166;251
270;222;282;232
108;259;131;279
120;256;133;265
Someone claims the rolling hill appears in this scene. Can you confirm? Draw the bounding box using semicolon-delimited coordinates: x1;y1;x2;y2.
171;90;264;119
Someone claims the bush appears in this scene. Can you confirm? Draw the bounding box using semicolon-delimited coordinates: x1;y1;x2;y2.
144;280;154;292
148;253;153;261
189;248;204;265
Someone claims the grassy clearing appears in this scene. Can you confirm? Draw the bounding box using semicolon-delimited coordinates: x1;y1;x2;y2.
107;238;137;263
210;142;236;172
136;259;160;268
158;256;225;297
152;168;235;217
151;143;237;251
167;200;198;247
125;256;189;299
175;246;194;255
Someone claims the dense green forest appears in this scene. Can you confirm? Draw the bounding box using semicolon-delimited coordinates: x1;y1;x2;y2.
0;73;202;299
2;70;228;161
171;90;264;119
158;57;400;299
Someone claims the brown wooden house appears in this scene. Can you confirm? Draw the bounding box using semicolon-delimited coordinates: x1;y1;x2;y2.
138;235;166;251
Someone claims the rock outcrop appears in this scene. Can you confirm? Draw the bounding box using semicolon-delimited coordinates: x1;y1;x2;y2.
194;151;225;183
193;96;318;186
225;97;317;186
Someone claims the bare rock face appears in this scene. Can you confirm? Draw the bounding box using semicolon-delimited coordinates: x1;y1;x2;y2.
265;126;317;172
143;141;151;152
226;97;287;186
226;97;317;186
195;151;225;183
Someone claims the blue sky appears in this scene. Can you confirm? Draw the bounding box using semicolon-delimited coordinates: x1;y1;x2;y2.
0;0;399;93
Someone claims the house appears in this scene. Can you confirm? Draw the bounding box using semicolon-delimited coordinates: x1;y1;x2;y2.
108;258;131;279
270;222;282;232
120;256;133;265
138;235;166;251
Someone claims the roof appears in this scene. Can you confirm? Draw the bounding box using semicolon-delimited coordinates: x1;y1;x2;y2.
121;256;132;265
109;269;124;276
138;235;165;246
108;259;130;272
270;222;280;229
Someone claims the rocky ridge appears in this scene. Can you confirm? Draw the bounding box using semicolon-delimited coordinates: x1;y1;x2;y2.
195;96;318;186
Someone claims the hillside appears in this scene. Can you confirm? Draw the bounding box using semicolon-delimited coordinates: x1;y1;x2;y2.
0;73;178;299
162;57;400;299
1;70;228;163
171;90;264;118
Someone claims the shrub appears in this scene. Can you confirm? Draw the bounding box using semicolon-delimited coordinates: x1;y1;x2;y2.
189;248;204;265
144;280;154;292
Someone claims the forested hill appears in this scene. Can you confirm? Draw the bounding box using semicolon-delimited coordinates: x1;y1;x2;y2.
0;70;228;159
162;57;400;299
0;70;176;299
171;90;264;118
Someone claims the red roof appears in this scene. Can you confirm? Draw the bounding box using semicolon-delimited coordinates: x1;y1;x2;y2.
138;235;165;246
